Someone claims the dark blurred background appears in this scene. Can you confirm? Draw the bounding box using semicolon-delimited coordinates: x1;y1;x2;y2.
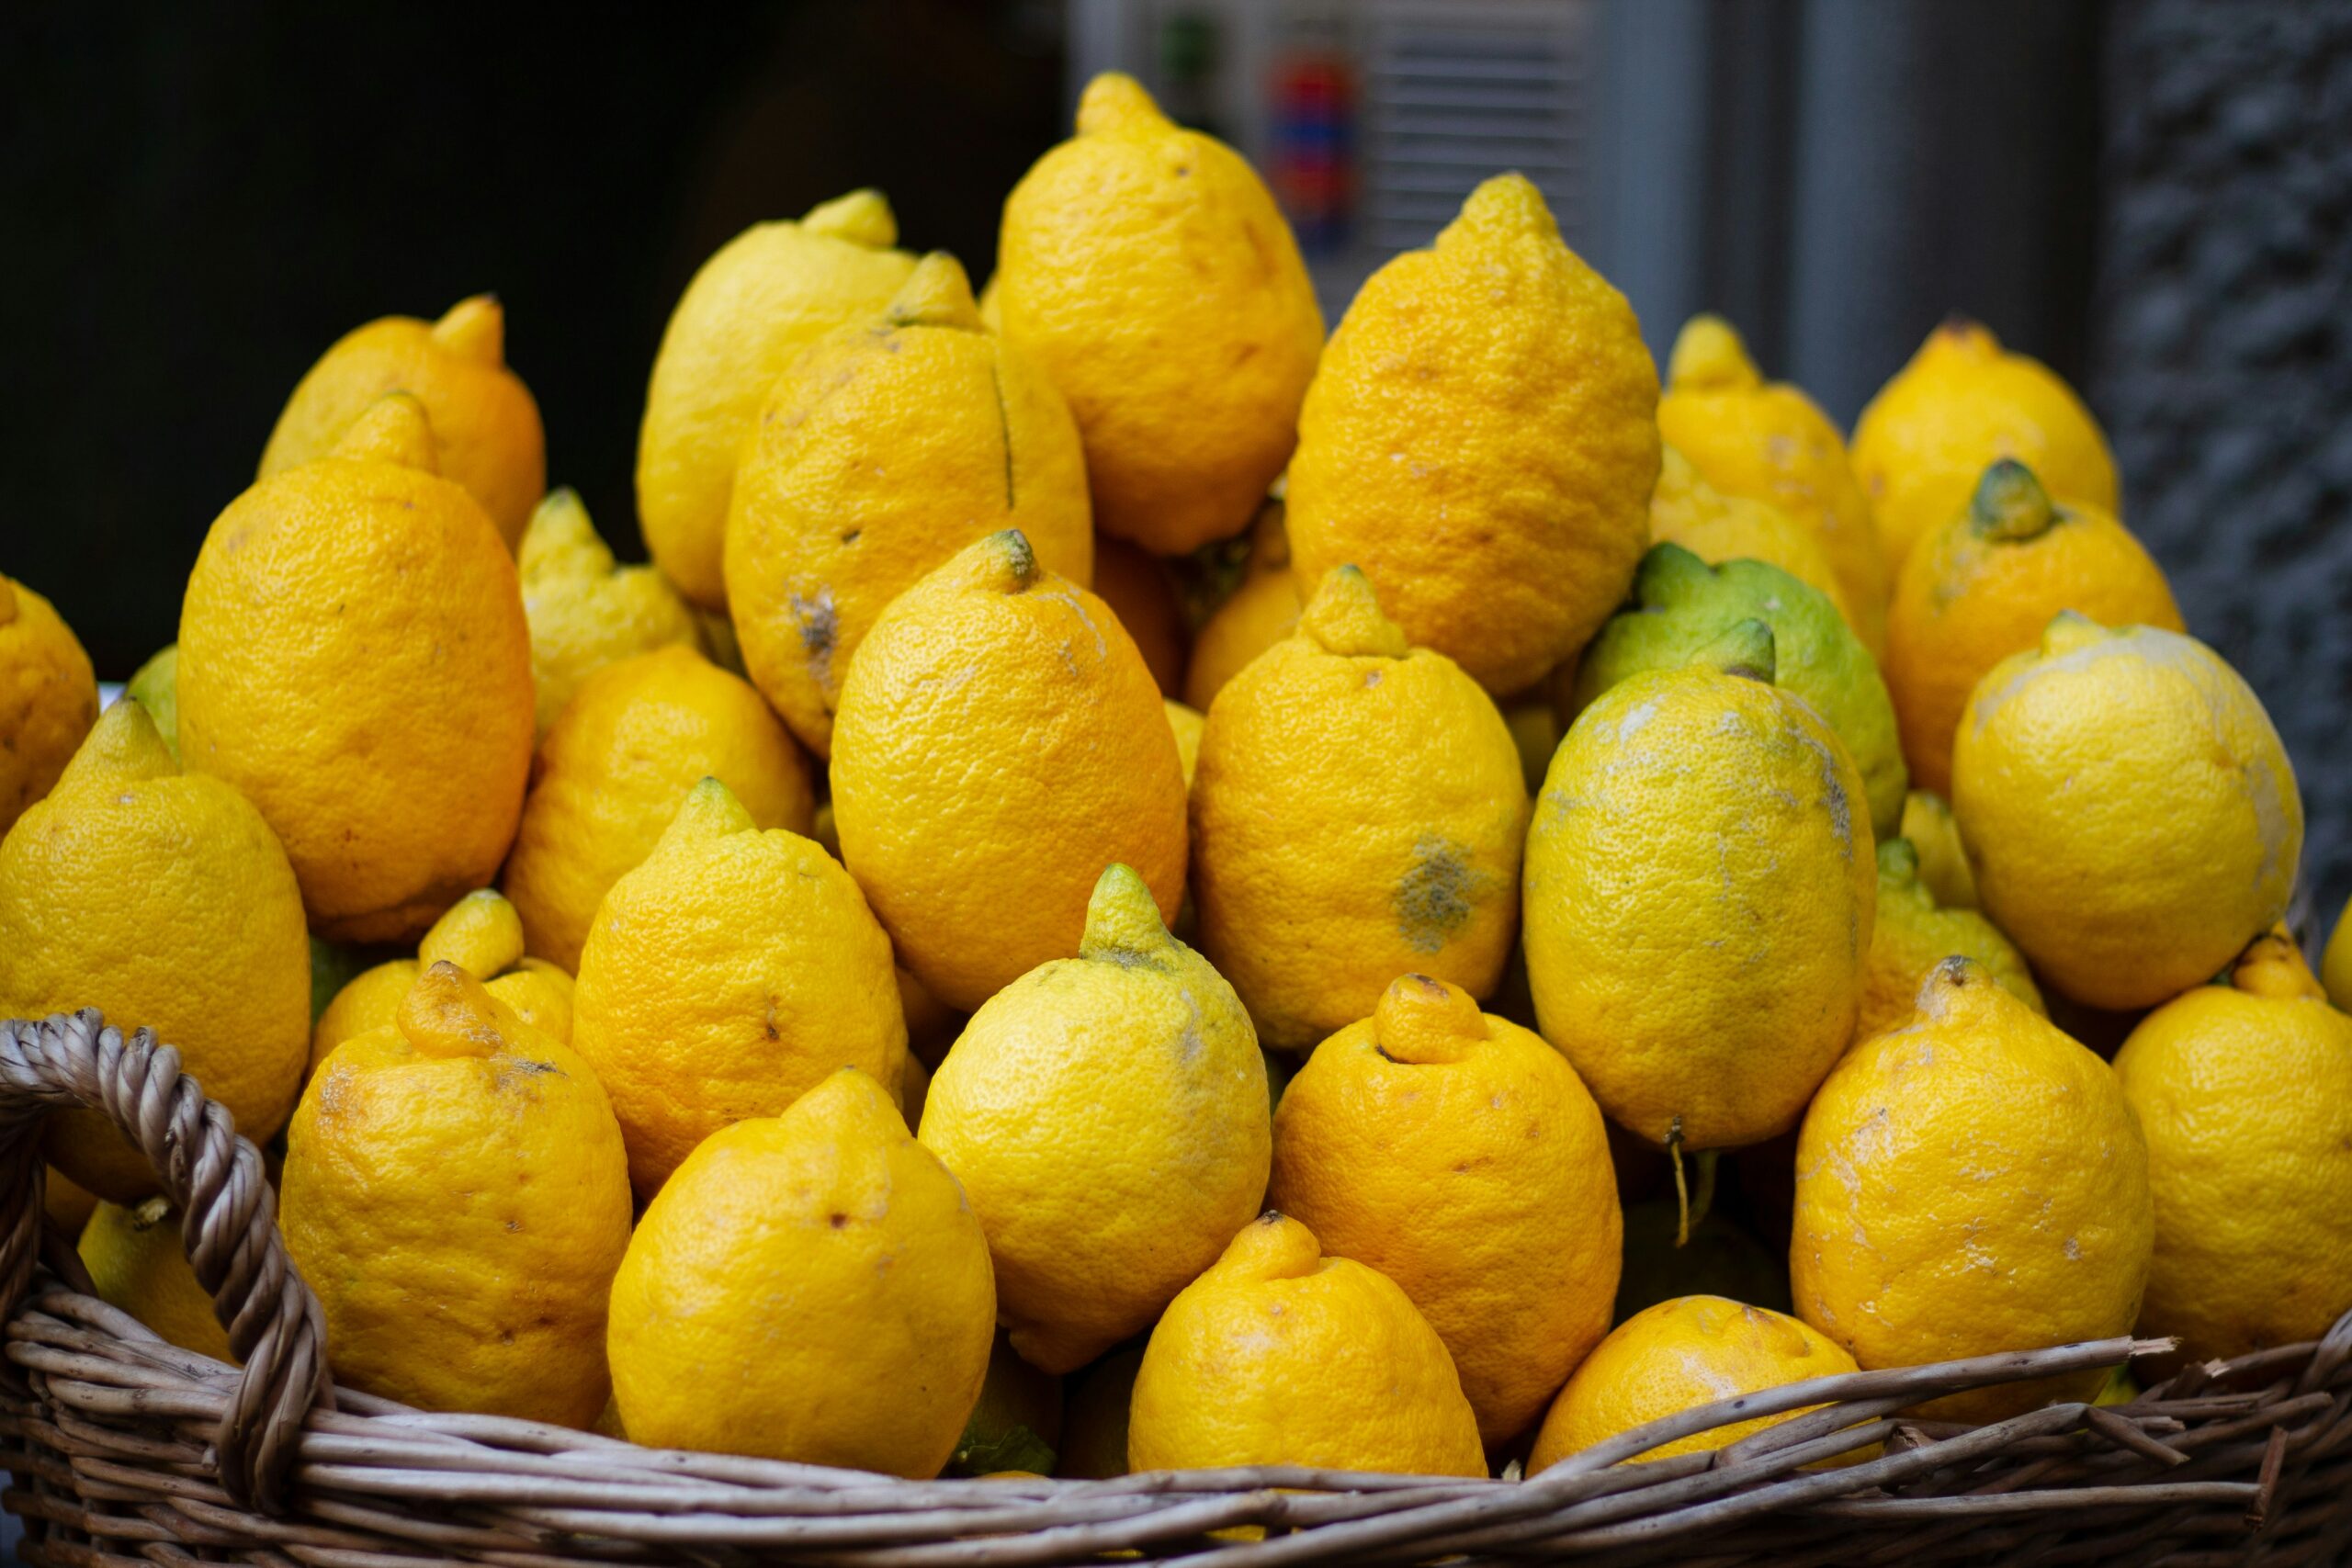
5;0;2350;919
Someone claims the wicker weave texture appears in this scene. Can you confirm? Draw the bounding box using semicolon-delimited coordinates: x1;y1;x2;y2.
1;1009;2346;1567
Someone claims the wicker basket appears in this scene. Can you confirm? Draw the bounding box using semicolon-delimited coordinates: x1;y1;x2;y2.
0;1009;2346;1568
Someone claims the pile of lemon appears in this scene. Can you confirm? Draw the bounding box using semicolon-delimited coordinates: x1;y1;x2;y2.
5;75;2348;1484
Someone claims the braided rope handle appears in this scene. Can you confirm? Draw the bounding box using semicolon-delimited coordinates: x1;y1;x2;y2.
0;1008;331;1514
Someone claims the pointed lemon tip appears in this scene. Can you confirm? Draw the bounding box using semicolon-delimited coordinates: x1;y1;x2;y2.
1876;837;1922;887
2038;608;2109;659
802;188;898;250
430;294;505;366
1970;459;2057;542
1299;566;1408;659
660;776;757;849
1079;863;1174;963
1634;540;1716;603
789;1065;909;1137
61;698;177;792
1667;314;1761;393
1444;172;1560;245
1372;974;1488;1064
419;889;526;979
887;253;984;332
954;529;1041;593
2230;926;2327;1002
398;961;509;1059
332;392;439;474
1216;1211;1324;1281
519;486;605;574
1694;618;1777;685
1929;314;2001;358
1076;72;1168;137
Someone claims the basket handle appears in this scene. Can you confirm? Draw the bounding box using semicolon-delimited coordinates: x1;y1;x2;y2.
0;1008;331;1515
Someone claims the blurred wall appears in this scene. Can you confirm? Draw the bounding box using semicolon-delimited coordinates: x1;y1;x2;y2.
2090;0;2352;931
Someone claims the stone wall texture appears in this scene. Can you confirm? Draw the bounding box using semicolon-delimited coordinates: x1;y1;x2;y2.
2091;0;2352;936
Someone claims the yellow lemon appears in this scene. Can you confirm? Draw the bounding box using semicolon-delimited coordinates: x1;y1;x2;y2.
1091;537;1188;696
1793;958;2154;1422
517;488;702;738
1886;460;2182;795
997;73;1321;556
608;1067;995;1476
831;531;1188;1011
1183;502;1299;713
1900;789;1977;909
726;253;1093;756
920;865;1268;1373
1648;446;1856;632
180;395;535;942
1859;839;2042;1041
284;963;633;1427
1288;175;1657;694
260;296;545;548
571;777;903;1198
1952;614;2299;1010
1853;318;2120;574
1525;621;1874;1150
1270;974;1620;1445
638;190;917;606
1658;315;1888;657
503;644;813;972
1128;1213;1487;1476
79;1198;233;1363
125;646;178;759
1162;699;1204;792
0;575;98;834
2114;931;2352;1365
311;888;575;1071
2327;897;2352;1013
1530;1296;1860;1469
1193;567;1529;1051
0;703;309;1201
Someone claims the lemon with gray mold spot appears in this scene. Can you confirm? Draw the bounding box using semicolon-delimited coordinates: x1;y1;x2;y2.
1524;619;1875;1152
1191;566;1530;1052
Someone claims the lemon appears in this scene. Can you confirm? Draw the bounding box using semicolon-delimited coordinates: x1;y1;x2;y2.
638;190;916;607
1525;621;1874;1151
1193;567;1529;1051
1648;446;1856;633
180;395;535;942
311;888;574;1070
1793;957;2154;1422
1129;1213;1486;1476
1289;175;1658;694
1899;789;1977;909
726;253;1093;757
79;1198;233;1362
1161;699;1204;792
260;296;545;548
997;74;1321;556
517;488;702;738
1860;839;2041;1040
1183;502;1299;712
1886;460;2181;795
2327;897;2352;1013
1853;318;2120;574
608;1067;995;1475
831;531;1188;1011
1658;316;1888;656
1572;543;1905;839
1;702;310;1201
919;864;1268;1374
571;777;904;1199
502;643;813;973
1952;614;2300;1010
0;574;98;835
285;963;633;1427
1530;1296;1859;1469
2114;931;2352;1365
1270;974;1620;1445
1092;537;1188;696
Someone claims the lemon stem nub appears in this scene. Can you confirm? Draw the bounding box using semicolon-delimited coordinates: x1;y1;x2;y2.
1667;314;1761;393
801;188;898;249
888;253;984;333
430;295;505;366
1970;459;2058;543
1300;566;1409;659
1877;837;1922;886
1079;863;1173;964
